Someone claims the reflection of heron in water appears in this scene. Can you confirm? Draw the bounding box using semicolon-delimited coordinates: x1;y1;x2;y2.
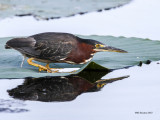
8;71;129;102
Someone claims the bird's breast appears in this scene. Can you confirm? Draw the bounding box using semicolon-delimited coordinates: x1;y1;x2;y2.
64;42;96;64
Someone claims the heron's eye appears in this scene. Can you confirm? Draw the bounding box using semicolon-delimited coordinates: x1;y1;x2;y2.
95;44;101;48
96;83;106;88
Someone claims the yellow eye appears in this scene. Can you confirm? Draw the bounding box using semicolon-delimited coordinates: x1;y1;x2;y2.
96;83;106;88
95;44;101;48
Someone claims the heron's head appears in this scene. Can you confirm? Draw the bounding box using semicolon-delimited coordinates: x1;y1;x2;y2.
89;40;127;53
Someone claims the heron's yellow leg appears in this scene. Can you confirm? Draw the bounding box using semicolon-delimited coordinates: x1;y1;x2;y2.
27;58;52;73
45;63;59;73
46;63;50;69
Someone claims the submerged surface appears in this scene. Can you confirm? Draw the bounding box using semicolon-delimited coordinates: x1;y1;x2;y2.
0;0;131;19
0;0;160;40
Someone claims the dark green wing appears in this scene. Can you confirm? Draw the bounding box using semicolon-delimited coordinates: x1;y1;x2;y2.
31;32;77;61
6;32;77;62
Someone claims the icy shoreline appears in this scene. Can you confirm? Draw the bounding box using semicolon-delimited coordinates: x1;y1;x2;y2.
0;0;160;40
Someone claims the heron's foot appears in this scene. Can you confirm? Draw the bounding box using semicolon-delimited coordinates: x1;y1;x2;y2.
45;63;60;73
50;68;59;73
27;58;52;73
47;69;52;73
38;67;52;73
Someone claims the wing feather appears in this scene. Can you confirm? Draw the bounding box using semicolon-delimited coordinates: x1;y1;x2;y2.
31;33;77;61
35;40;73;61
6;32;77;62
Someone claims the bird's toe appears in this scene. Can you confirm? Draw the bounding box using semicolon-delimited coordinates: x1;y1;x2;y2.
50;69;59;73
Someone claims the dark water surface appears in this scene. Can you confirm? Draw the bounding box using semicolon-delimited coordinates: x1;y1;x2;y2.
0;62;160;120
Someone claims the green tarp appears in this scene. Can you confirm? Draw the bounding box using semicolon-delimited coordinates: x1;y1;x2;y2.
0;35;160;78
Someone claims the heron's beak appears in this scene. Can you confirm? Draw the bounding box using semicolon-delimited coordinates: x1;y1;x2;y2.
95;45;127;53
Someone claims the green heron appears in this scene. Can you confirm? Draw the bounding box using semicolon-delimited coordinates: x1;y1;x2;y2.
5;32;127;73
